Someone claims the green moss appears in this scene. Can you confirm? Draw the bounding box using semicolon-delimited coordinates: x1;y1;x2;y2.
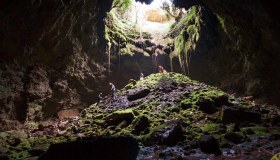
189;88;228;105
105;10;146;58
241;125;269;136
189;127;203;139
216;14;227;34
112;0;132;14
10;150;30;160
137;124;167;144
17;139;31;150
200;123;221;134
114;108;133;114
179;99;194;109
133;72;197;90
170;6;201;73
0;132;9;139
271;152;280;160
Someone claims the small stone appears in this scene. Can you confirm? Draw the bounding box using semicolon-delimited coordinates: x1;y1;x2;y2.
199;135;221;154
224;132;244;144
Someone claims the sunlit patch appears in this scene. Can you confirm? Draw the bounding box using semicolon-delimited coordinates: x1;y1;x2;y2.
116;0;178;45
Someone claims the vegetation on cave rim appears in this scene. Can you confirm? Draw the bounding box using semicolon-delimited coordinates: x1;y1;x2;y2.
104;4;152;57
169;6;201;74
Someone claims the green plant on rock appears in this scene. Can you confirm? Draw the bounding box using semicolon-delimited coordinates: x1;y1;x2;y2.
112;0;132;14
169;6;202;74
200;123;221;134
241;125;269;136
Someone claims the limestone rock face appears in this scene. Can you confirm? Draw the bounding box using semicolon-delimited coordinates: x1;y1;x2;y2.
171;0;280;105
0;0;111;125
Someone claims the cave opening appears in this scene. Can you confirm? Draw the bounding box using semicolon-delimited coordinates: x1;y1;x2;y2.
104;0;191;87
1;0;280;159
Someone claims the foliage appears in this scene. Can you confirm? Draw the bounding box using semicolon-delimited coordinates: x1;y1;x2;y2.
105;10;150;57
112;0;132;13
161;2;184;22
169;6;201;74
200;123;221;134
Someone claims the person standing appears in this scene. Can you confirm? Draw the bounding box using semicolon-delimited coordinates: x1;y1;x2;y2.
140;72;144;80
152;49;158;73
158;66;165;73
97;93;102;104
109;82;116;100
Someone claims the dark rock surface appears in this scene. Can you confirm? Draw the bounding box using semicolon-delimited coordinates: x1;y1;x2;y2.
224;132;245;144
199;135;221;154
39;136;139;160
132;115;150;135
196;97;217;114
127;89;151;101
0;0;111;126
147;122;185;146
220;106;261;124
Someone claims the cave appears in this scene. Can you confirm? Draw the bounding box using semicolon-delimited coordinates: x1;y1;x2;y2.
0;0;280;159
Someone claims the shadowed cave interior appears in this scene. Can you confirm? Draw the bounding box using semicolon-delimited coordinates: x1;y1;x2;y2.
0;0;280;159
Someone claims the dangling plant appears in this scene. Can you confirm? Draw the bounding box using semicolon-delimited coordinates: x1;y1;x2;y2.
112;0;132;14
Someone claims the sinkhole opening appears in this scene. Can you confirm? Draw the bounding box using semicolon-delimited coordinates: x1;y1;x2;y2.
106;0;186;47
104;0;204;85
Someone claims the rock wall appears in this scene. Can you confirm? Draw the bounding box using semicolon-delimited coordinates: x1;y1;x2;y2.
0;0;112;126
171;0;280;104
201;0;280;104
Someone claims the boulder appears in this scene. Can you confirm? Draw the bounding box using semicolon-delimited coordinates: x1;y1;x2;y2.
145;122;184;146
127;89;150;101
224;132;245;144
104;109;134;126
199;135;221;154
196;97;217;114
196;95;229;114
212;95;230;107
220;106;261;124
38;136;139;160
132;115;150;135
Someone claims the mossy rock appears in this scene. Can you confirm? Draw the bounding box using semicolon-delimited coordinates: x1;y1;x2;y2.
196;97;217;114
140;122;184;146
271;152;280;160
132;115;150;135
241;125;269;136
179;99;193;110
104;109;135;126
200;123;221;134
